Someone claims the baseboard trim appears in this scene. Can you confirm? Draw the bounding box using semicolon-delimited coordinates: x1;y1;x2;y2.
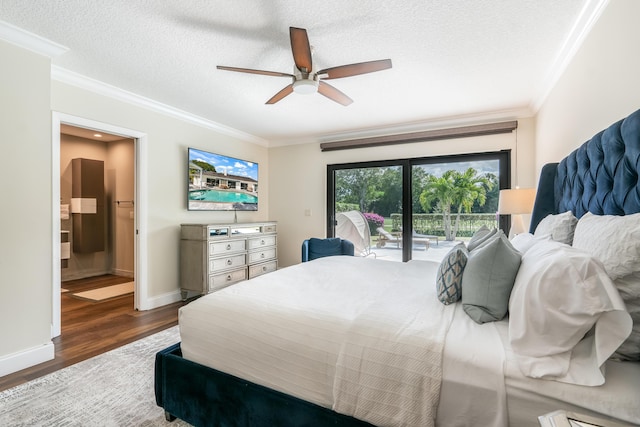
0;341;54;377
112;269;134;278
139;289;183;311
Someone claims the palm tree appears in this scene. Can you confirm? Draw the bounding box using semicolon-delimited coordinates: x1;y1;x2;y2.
420;171;457;239
420;168;493;240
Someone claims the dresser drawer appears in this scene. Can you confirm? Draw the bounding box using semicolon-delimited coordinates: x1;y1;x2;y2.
208;268;247;292
248;260;277;279
247;247;276;264
209;238;245;255
247;235;277;250
261;224;277;233
209;253;246;273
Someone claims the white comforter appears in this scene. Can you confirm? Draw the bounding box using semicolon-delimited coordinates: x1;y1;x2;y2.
179;256;456;427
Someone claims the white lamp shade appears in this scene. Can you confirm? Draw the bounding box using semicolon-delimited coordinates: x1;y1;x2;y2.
498;188;536;215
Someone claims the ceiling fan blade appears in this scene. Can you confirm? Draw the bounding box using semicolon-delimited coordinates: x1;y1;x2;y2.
289;27;312;73
217;65;294;78
266;84;294;104
318;81;353;106
318;59;392;80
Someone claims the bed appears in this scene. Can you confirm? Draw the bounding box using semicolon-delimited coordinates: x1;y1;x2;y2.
155;109;640;427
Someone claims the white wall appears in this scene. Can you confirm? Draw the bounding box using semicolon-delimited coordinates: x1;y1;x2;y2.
51;82;270;298
536;0;640;173
0;40;53;371
3;0;635;377
0;40;270;375
269;117;536;268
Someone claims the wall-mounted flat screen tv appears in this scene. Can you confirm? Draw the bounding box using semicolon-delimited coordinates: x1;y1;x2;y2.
188;147;259;211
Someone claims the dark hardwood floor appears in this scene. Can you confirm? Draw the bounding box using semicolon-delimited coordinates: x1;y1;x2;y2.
0;274;187;392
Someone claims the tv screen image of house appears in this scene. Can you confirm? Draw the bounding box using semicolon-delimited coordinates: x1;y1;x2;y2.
188;147;259;211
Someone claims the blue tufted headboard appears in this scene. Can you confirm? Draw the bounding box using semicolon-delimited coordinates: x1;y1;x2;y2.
530;108;640;233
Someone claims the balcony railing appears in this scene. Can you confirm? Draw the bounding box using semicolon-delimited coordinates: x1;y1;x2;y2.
390;213;498;238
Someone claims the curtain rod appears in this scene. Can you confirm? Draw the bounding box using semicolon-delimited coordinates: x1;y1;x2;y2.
320;120;518;152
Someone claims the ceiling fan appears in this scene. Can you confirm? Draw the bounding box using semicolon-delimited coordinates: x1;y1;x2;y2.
217;27;392;106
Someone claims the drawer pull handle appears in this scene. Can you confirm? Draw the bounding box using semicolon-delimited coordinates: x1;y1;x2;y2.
226;275;232;281
226;244;232;250
260;253;265;258
261;239;265;245
262;266;267;272
226;259;233;266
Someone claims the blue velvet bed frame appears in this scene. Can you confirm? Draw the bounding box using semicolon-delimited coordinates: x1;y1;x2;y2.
155;108;640;427
155;343;374;426
530;108;640;231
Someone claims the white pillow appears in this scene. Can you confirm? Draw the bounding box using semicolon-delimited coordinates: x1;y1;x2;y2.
509;232;550;254
534;211;578;244
508;239;632;386
572;212;640;280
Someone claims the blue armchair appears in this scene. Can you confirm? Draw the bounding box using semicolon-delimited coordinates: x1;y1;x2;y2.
301;238;355;262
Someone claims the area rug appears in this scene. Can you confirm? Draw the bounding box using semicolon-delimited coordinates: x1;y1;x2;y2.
0;326;192;426
71;281;134;302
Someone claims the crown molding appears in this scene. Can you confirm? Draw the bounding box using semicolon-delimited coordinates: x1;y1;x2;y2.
0;20;68;57
530;0;609;112
51;66;268;147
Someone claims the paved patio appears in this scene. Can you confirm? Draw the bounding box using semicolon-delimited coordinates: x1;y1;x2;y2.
367;238;463;263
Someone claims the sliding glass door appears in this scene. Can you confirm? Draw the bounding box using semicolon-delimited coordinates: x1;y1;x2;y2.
328;162;404;261
328;151;509;262
410;157;503;260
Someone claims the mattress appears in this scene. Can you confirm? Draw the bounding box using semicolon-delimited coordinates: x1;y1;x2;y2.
494;321;640;426
179;256;456;427
437;309;640;426
437;304;508;427
179;255;640;427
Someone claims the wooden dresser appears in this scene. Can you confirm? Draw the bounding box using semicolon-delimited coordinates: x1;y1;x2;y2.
180;222;277;298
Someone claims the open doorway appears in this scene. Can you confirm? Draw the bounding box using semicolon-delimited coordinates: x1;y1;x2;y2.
60;125;135;279
51;113;149;339
58;124;135;328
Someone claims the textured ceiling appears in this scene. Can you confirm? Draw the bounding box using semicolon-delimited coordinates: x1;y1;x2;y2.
0;0;594;145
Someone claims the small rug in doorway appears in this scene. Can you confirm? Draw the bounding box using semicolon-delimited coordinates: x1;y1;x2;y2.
71;281;134;302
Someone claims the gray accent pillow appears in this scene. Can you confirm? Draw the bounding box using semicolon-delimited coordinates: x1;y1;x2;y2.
467;227;497;251
436;243;468;305
462;231;522;324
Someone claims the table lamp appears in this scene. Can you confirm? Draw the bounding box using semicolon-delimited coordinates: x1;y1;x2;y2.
498;188;536;238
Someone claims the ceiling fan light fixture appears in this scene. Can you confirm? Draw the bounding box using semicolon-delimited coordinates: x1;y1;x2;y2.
292;78;319;94
218;27;392;105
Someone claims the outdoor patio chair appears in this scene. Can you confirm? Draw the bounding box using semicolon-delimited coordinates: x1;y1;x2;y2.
400;226;439;246
411;234;430;250
376;227;402;248
413;230;438;246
